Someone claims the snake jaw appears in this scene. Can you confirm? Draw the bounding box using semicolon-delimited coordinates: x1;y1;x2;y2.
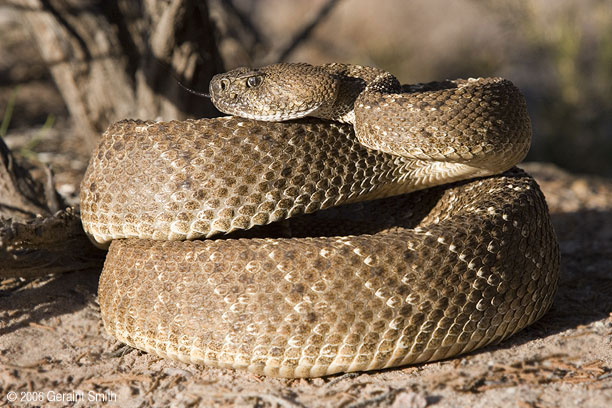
222;105;323;122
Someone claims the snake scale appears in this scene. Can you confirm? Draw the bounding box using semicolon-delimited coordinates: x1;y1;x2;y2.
80;63;559;378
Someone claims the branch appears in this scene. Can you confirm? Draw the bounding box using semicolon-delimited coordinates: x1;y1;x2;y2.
266;0;342;63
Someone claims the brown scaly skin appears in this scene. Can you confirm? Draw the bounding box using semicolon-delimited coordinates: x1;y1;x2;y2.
80;63;559;378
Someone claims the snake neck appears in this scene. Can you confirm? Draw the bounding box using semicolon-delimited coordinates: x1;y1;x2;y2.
312;63;402;125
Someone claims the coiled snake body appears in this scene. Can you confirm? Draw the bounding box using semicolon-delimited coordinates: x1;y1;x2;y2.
80;63;559;378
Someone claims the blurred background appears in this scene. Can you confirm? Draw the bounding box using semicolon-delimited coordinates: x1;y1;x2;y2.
1;0;611;180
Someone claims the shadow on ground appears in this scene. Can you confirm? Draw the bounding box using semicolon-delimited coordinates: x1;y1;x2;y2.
0;268;101;336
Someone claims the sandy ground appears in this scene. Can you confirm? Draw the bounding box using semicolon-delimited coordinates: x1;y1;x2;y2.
1;155;611;408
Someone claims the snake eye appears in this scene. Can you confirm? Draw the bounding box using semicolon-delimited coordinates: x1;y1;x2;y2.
246;75;262;88
220;79;229;91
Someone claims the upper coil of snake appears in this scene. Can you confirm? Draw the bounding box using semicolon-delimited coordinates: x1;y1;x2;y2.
80;63;559;378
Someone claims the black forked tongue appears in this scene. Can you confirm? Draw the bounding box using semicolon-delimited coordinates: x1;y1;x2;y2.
177;80;210;98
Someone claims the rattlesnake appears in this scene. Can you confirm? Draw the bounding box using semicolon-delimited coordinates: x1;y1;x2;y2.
79;63;559;378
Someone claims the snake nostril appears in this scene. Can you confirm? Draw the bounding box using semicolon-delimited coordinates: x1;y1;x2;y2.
211;79;229;95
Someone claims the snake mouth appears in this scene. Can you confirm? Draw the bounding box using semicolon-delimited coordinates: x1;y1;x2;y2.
209;80;324;121
223;106;322;122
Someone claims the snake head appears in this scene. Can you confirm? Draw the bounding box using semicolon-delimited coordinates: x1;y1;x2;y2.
209;63;339;121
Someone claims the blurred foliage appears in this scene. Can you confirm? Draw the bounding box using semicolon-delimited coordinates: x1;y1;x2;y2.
0;86;17;138
476;0;612;176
